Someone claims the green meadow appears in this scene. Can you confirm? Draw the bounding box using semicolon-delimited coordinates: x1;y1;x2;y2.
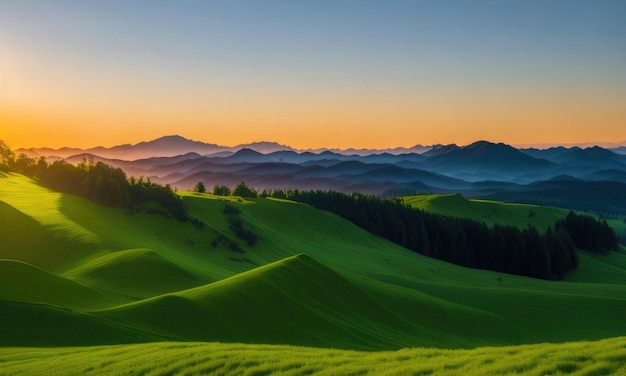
402;194;570;230
2;173;626;374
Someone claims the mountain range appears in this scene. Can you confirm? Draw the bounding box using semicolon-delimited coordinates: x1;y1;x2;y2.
16;135;434;160
17;135;626;213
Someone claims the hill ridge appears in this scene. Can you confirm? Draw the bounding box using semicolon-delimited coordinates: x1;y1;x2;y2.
63;248;207;299
95;253;521;349
0;259;124;310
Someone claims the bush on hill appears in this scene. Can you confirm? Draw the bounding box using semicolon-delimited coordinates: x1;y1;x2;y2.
232;182;257;198
212;184;231;196
228;217;258;246
192;181;206;193
260;188;287;199
223;204;242;216
128;176;187;221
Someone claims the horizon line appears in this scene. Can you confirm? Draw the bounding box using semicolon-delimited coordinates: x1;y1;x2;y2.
11;134;626;152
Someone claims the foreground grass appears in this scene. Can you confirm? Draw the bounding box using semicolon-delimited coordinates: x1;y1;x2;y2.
2;337;625;376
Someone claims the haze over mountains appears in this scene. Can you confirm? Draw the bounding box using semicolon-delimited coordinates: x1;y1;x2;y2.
17;134;626;159
17;135;435;160
17;135;626;213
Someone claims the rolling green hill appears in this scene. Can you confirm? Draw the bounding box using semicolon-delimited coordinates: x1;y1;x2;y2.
97;254;517;349
63;248;206;299
2;172;626;373
0;300;166;347
0;259;125;310
402;194;569;230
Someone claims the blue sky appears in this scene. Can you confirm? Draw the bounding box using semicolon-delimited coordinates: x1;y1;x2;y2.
1;0;625;148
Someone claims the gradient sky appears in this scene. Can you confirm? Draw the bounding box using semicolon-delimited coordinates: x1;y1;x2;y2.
1;0;625;149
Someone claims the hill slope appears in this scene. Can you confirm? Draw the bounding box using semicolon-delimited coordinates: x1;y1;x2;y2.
0;299;167;346
98;254;515;349
2;172;626;350
403;194;569;230
63;249;206;299
0;259;124;310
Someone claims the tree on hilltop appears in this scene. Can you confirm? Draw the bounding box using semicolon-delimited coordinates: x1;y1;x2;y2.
212;185;231;196
0;140;15;171
193;181;206;193
232;182;257;198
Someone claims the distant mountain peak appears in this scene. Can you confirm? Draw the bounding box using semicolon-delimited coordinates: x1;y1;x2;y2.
423;143;459;157
465;140;522;152
469;140;496;146
137;135;215;147
467;140;512;149
234;141;294;154
583;145;615;156
232;148;263;157
155;135;187;141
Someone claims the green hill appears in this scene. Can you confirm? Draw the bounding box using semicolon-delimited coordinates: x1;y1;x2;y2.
0;200;95;270
0;259;124;310
2;171;626;373
0;299;167;347
63;248;207;299
98;254;516;349
402;194;569;230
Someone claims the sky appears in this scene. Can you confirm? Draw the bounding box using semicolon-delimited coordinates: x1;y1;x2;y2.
1;0;625;149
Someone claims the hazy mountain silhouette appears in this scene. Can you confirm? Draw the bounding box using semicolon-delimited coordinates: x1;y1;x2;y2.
418;141;554;182
17;135;433;160
15;135;626;204
523;147;626;177
611;146;626;155
580;169;626;183
303;145;433;156
17;136;227;160
421;144;460;158
232;142;294;154
475;179;626;215
520;146;572;161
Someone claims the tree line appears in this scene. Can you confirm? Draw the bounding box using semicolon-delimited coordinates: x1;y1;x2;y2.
262;189;618;280
0;141;187;220
194;181;259;198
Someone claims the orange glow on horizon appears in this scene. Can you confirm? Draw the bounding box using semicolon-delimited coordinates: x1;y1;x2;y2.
3;102;626;151
3;54;625;150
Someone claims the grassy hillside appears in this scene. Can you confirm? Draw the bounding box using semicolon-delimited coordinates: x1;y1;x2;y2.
97;254;516;349
2;337;625;376
63;248;205;299
402;194;569;230
2;172;626;354
0;300;166;347
0;259;125;310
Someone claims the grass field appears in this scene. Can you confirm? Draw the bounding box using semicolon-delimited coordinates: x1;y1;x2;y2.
402;194;571;230
2;337;625;376
2;173;626;374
